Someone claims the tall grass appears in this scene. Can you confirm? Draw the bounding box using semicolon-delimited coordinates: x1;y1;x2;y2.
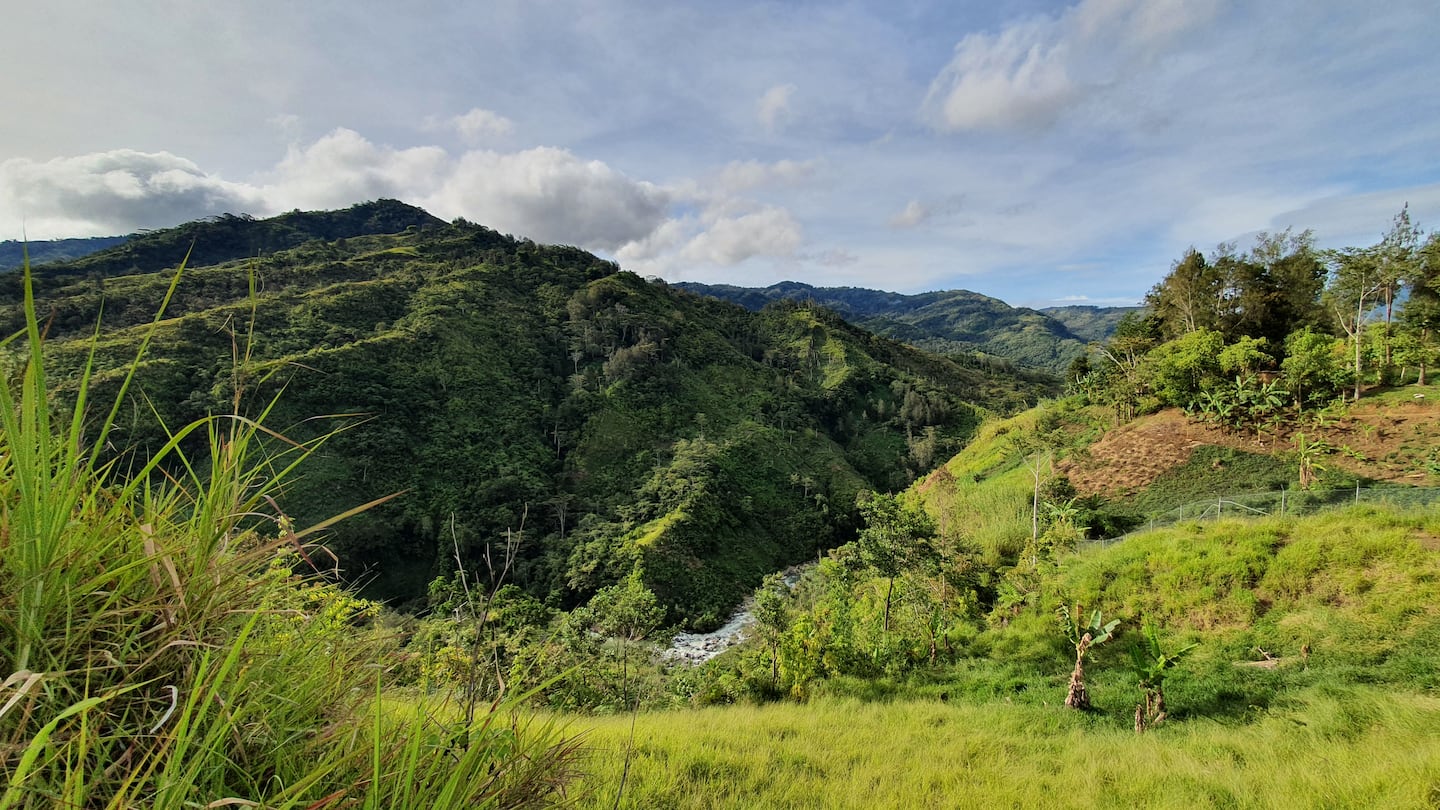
574;689;1440;808
0;257;582;807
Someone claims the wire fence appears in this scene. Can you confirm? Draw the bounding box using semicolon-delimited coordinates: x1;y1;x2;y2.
1092;486;1440;546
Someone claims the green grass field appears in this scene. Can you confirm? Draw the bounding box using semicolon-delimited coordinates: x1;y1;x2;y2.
571;688;1440;808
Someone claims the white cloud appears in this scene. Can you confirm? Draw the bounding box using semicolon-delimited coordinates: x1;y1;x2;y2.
756;84;797;133
0;128;811;275
450;107;514;143
713;158;819;194
922;0;1223;132
679;207;803;266
429;146;670;250
0;150;261;237
267;128;451;210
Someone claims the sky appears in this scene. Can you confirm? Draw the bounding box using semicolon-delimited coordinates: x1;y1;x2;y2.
2;0;1438;308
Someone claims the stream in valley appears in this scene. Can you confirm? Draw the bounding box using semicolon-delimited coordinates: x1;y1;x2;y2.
661;565;808;665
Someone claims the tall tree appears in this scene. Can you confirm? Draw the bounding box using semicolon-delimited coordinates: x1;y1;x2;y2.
1324;246;1383;401
1146;248;1223;339
855;492;935;634
1378;205;1422;331
1401;232;1440;385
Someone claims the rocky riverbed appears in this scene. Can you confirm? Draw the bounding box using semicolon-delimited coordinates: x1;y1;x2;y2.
661;565;808;665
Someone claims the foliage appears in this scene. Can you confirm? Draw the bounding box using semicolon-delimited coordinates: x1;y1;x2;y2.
1056;604;1121;710
0;258;580;808
677;280;1110;377
0;206;993;628
1129;624;1198;732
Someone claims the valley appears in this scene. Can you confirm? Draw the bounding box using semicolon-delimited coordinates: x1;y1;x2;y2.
3;202;1439;808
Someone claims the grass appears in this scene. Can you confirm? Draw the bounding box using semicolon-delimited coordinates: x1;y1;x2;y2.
575;502;1440;806
0;257;582;807
572;688;1440;808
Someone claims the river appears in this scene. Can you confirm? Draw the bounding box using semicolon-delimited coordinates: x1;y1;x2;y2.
661;565;807;665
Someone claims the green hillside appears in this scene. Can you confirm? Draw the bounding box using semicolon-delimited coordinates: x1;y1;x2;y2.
0;203;1058;628
677;280;1119;376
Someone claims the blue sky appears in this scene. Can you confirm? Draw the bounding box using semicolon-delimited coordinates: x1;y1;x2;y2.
2;0;1438;307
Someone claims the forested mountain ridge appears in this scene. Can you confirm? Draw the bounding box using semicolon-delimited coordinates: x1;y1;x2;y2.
2;199;444;291
0;203;1052;627
676;280;1133;375
0;235;130;270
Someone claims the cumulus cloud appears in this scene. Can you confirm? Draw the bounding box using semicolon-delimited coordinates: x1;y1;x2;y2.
267;128;451;210
616;204;805;274
922;0;1223;132
679;207;803;265
450;107;514;142
756;84;797;133
0;128;811;273
430;147;670;250
0;150;262;237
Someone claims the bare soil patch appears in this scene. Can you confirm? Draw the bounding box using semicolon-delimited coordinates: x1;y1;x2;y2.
1058;399;1440;499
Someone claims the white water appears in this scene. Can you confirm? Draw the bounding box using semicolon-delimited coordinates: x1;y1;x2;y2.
661;565;808;666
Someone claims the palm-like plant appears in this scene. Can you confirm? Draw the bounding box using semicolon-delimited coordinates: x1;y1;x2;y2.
1130;624;1198;732
1057;604;1120;710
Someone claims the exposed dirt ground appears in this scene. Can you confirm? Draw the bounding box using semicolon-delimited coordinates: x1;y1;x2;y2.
1058;397;1440;499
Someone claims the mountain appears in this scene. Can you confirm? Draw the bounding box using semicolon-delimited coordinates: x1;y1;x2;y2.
0;235;130;270
2;203;1057;627
675;281;1123;375
1038;304;1142;343
4;199;444;291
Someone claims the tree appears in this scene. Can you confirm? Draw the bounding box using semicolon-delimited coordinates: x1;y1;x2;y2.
1324;246;1384;401
1130;624;1197;732
1281;327;1348;409
1146;328;1224;409
753;573;791;689
1146;248;1223;339
1058;604;1120;711
1376;205;1422;361
855;491;936;634
1400;232;1440;385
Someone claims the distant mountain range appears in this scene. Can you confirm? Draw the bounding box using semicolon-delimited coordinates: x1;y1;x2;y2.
676;281;1139;375
0;235;129;269
6;220;1139;377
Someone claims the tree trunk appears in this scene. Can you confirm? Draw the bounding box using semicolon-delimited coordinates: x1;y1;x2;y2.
1355;298;1366;402
882;576;894;634
1064;634;1092;710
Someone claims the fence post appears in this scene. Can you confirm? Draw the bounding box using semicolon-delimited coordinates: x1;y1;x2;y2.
1281;487;1286;517
1355;483;1360;506
1218;496;1223;517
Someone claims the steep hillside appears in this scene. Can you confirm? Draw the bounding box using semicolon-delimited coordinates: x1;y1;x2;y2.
677;280;1108;376
0;205;1044;627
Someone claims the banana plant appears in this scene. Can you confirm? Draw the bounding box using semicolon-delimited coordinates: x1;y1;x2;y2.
1130;623;1198;732
1057;604;1120;710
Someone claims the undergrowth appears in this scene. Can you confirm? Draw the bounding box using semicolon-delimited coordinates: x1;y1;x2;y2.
0;256;582;807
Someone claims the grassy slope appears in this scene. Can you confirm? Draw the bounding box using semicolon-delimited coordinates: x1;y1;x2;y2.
572;503;1440;807
573;689;1440;809
562;387;1440;806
